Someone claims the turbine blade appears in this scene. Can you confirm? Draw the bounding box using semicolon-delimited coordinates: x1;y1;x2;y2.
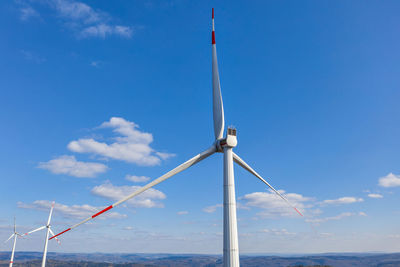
212;8;225;140
232;152;303;217
23;225;46;236
49;229;61;245
47;201;55;226
50;145;217;240
4;233;14;243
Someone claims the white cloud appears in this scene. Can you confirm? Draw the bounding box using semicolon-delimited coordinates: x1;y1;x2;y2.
322;197;364;205
203;204;222;213
125;175;151;183
91;182;166;208
240;190;312;218
177;211;188;215
68;117;174;166
379;173;400;188
368;193;383;199
38;155;108;178
18;0;134;39
100;117;153;143
18;200;126;220
359;211;367;216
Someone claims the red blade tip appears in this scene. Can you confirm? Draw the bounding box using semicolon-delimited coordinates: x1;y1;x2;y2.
294;207;303;217
49;228;71;240
92;205;113;219
212;8;214;19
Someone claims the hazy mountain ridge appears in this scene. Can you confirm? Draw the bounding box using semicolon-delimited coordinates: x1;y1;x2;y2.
0;252;400;266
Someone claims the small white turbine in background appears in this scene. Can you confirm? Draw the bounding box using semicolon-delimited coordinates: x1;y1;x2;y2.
4;217;23;267
23;201;60;267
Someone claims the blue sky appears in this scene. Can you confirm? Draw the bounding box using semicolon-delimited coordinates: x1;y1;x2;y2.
1;0;400;254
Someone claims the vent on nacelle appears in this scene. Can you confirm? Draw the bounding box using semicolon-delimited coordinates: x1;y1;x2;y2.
227;127;237;136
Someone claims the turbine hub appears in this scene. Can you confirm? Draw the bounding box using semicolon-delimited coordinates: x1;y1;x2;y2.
216;127;237;151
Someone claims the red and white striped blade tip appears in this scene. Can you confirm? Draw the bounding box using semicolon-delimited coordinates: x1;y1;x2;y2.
211;9;216;45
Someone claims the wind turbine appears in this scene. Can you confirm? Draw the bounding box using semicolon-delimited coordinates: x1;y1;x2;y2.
4;217;23;267
51;9;303;267
23;201;60;267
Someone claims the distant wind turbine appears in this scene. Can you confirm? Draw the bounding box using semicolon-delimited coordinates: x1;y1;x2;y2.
4;217;23;267
23;201;60;267
51;9;303;267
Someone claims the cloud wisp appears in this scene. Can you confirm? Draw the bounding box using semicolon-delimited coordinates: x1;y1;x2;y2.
125;175;151;183
91;182;166;208
260;228;296;236
19;6;40;21
20;50;46;63
177;211;188;215
368;193;383;199
68;117;174;166
321;197;364;205
17;0;134;38
203;204;223;213
80;24;133;38
306;212;366;225
90;61;102;68
38;155;108;178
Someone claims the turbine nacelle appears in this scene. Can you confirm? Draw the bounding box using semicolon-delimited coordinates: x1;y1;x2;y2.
216;127;237;152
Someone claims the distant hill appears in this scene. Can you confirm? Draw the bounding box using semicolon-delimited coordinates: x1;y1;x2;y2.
1;252;400;266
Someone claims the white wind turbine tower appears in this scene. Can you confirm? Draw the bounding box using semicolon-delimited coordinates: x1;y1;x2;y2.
23;201;61;267
51;9;303;267
4;217;23;267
